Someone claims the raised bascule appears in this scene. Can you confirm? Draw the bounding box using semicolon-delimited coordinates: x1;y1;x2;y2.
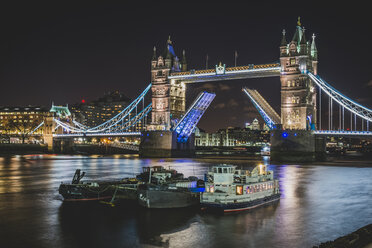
34;18;372;160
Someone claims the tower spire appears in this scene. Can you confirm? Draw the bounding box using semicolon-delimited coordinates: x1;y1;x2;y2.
280;29;287;46
300;26;307;44
292;17;303;45
181;49;187;71
311;33;318;59
152;46;157;61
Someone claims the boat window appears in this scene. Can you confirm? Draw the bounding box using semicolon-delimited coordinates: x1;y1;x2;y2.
223;168;227;173
218;168;222;173
213;168;217;173
236;185;243;195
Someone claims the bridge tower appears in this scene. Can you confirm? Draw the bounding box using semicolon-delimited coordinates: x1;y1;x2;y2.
271;18;325;162
147;37;187;131
141;37;191;157
279;18;318;130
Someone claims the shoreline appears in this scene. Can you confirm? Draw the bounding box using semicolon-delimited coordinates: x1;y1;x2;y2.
313;224;372;248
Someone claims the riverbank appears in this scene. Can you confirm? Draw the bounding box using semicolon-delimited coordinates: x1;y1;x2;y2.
313;224;372;248
0;143;47;154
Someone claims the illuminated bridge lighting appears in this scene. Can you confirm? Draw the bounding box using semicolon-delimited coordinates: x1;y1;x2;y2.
53;84;152;134
307;72;372;122
53;132;141;138
242;88;280;130
313;130;372;136
168;64;281;83
173;91;215;143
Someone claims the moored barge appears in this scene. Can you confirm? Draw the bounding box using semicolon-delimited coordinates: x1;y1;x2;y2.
137;166;204;208
58;169;138;202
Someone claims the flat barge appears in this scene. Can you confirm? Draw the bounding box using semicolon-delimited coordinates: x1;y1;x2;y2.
58;169;138;202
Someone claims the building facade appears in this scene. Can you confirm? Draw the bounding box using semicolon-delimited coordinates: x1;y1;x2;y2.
0;106;50;142
245;118;261;130
147;37;187;131
195;125;270;147
70;90;132;129
280;18;318;130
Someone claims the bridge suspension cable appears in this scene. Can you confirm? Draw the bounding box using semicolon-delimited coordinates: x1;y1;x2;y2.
85;83;152;132
307;73;372;126
53;84;152;134
30;121;45;135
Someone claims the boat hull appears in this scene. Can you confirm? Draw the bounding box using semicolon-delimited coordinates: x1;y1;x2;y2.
201;193;280;213
58;184;116;202
138;188;200;208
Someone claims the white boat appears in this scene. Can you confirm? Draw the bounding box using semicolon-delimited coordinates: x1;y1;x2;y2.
261;146;270;156
200;164;280;213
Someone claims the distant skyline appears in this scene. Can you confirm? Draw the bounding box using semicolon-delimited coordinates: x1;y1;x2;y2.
0;2;371;132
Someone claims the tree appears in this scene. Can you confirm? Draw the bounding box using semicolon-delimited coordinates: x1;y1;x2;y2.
6;116;41;144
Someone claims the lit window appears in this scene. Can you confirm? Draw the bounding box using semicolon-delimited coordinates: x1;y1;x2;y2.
236;185;243;195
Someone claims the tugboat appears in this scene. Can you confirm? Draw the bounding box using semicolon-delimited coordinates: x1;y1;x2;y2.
58;169;138;202
200;164;280;213
137;166;205;209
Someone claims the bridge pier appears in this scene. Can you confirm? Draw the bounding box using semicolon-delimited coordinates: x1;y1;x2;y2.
53;138;75;154
139;131;195;158
270;129;326;162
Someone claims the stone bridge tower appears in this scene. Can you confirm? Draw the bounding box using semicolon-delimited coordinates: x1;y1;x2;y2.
147;37;187;131
279;18;318;130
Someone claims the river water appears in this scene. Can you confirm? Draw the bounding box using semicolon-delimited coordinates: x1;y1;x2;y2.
0;154;371;248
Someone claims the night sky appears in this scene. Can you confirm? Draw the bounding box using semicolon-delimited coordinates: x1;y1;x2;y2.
0;2;371;132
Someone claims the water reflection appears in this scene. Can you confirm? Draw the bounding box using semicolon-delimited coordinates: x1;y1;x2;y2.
1;155;372;248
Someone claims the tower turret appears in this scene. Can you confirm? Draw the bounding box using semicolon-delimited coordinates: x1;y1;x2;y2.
181;49;187;71
311;34;318;75
280;29;288;56
151;46;157;69
300;27;307;54
164;36;172;68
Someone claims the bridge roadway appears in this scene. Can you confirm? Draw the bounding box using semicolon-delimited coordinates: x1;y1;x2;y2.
43;130;372;139
53;132;141;138
313;130;372;137
168;63;281;83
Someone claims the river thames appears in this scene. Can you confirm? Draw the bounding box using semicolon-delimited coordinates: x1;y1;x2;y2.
0;154;371;248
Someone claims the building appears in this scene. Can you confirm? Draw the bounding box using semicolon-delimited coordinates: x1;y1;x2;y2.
147;36;187;130
245;118;260;130
279;18;318;130
70;90;133;129
0;105;50;143
195;125;270;147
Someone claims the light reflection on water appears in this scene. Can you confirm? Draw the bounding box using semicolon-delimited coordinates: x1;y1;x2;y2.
0;154;372;248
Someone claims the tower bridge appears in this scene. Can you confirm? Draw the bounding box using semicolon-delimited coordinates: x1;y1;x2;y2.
168;63;280;83
31;19;372;160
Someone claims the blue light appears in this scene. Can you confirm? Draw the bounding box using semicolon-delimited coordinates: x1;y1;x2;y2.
160;133;163;136
294;133;297;136
147;133;149;136
282;132;288;138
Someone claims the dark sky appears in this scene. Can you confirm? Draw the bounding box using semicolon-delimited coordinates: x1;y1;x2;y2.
0;2;371;132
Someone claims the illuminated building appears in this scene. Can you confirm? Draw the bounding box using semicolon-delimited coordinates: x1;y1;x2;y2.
70;90;133;129
147;36;187;130
195;126;270;147
280;18;318;130
0;106;50;142
245;118;260;130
